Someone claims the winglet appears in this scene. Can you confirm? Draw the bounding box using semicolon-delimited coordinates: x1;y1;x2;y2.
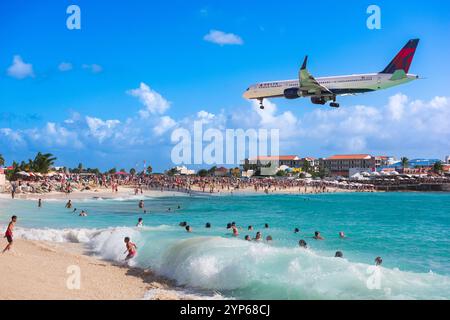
301;56;308;70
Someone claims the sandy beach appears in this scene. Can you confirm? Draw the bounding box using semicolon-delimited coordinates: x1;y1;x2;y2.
0;239;181;300
0;183;365;300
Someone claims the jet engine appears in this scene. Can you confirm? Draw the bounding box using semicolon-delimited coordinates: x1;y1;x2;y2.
283;88;301;99
311;96;327;105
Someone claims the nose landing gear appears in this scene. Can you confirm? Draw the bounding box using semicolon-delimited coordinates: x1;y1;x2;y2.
258;98;264;109
329;102;340;108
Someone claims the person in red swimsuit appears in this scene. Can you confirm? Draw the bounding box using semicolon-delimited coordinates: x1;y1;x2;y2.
124;237;137;260
3;215;17;253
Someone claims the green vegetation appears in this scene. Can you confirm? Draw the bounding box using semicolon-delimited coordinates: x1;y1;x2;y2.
433;161;443;174
401;157;409;169
276;170;287;177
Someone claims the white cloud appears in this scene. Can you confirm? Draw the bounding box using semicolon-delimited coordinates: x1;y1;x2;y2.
128;82;170;116
1;94;449;169
58;62;73;72
82;64;103;73
0;128;25;145
85;116;121;143
387;93;408;120
203;30;243;46
154;116;177;136
7;55;34;79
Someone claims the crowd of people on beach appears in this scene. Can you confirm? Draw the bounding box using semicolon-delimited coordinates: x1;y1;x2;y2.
6;173;380;199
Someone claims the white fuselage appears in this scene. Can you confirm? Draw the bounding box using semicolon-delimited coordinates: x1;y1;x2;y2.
243;72;418;99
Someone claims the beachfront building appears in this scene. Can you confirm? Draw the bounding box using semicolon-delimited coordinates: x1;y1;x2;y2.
241;155;301;176
214;167;229;177
173;166;196;175
446;155;450;164
0;168;5;192
323;154;376;177
375;156;396;167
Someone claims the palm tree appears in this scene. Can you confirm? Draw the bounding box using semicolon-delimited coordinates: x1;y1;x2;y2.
302;160;312;174
32;152;57;173
400;157;409;169
0;154;5;167
433;161;443;174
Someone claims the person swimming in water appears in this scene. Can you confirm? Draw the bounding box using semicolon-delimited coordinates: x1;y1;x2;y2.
339;231;346;238
248;225;253;231
335;251;343;258
136;218;143;227
231;225;239;237
138;200;144;209
298;239;307;248
38;199;42;208
3;215;17;253
294;228;300;233
65;200;72;209
244;235;251;241
185;225;192;232
79;210;87;217
205;222;211;228
226;223;232;229
124;237;137;260
264;223;269;229
313;231;324;240
375;256;383;266
266;235;273;242
254;231;262;241
179;221;187;227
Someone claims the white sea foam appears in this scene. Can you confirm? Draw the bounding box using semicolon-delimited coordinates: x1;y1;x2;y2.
5;225;450;299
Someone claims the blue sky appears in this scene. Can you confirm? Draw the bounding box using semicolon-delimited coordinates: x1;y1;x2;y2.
1;0;449;171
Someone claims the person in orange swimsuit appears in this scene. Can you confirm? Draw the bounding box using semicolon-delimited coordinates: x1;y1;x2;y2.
124;237;137;260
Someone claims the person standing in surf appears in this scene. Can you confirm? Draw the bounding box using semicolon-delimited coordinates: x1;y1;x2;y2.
3;216;17;253
124;237;137;260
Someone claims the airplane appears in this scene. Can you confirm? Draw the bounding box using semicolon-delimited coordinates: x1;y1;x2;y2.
243;39;420;109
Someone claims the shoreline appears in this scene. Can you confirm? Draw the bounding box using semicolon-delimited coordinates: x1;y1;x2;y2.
0;184;362;201
0;239;186;300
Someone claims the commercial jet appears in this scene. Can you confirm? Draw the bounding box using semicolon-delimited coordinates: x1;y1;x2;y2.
243;39;420;109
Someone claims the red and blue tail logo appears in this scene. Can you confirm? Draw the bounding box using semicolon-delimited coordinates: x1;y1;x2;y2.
381;39;419;74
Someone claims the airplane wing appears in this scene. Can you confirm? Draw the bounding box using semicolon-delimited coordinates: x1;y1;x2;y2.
299;56;334;96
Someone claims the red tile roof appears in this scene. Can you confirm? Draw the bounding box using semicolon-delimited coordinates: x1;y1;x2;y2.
250;155;299;161
327;154;372;160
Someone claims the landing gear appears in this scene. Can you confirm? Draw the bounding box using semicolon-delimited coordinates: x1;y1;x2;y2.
258;99;264;109
329;102;340;108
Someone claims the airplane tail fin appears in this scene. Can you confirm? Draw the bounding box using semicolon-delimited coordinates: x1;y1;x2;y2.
380;39;419;74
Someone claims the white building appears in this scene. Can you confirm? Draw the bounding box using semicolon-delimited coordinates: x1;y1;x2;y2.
446;155;450;164
174;166;195;175
0;171;5;192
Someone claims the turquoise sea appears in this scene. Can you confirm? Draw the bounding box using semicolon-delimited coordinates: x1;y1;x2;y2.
1;192;449;299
